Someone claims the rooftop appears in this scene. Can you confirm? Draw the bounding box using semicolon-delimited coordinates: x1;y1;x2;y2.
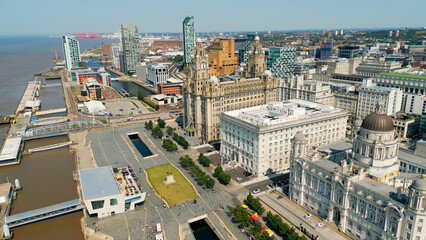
0;183;11;197
0;137;22;162
79;166;121;200
354;178;398;200
377;72;426;80
398;150;426;168
223;99;345;126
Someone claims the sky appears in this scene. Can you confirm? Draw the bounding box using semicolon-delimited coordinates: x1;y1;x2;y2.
1;0;425;35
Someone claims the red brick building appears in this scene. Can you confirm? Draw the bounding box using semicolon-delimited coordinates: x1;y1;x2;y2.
157;83;183;95
102;44;112;56
153;40;183;48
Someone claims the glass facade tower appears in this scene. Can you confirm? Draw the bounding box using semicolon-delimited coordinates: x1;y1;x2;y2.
266;47;296;78
62;36;81;70
182;15;195;66
121;25;140;74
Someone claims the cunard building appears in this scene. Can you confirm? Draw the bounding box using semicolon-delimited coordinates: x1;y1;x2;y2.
183;36;276;143
289;104;426;240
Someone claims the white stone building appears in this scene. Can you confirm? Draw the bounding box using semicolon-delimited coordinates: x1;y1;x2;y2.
289;108;426;240
276;76;334;106
357;80;403;120
79;166;146;218
327;58;360;75
220;100;348;176
147;62;169;88
374;72;426;95
355;61;401;77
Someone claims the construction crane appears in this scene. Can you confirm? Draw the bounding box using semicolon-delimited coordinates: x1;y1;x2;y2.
319;17;337;46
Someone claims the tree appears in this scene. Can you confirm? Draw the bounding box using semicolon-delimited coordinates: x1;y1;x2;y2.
218;173;231;185
163;139;177;151
157;118;166;128
179;155;194;168
166;126;174;135
145;120;153;129
173;133;189;149
137;91;144;101
205;176;215;188
152;126;163;138
245;193;265;215
173;55;183;63
230;205;252;227
198;153;211;167
214;166;223;176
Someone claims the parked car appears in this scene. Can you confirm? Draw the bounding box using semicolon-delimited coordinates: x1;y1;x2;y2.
252;189;261;194
304;214;312;219
277;196;283;200
268;183;275;189
236;177;242;181
316;223;324;228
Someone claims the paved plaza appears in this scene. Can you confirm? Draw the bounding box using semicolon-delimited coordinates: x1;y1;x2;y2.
83;123;248;240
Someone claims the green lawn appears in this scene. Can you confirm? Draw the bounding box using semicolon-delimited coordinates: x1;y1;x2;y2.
90;49;103;54
146;163;199;206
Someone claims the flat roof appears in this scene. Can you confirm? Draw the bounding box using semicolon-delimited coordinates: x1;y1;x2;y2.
377;72;426;80
79;166;121;200
223;99;345;126
398;150;426;168
0;183;11;197
354;178;397;199
0;137;22;162
318;140;352;154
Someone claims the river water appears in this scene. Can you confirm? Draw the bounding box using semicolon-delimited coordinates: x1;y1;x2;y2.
0;36;118;239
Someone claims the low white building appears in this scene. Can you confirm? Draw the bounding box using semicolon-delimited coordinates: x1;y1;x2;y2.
357;80;403;120
79;166;146;218
84;101;106;114
220;100;348;176
0;137;22;166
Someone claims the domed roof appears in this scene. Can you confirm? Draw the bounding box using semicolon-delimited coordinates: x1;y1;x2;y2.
411;178;426;191
255;36;260;41
293;131;305;141
263;70;272;76
196;38;202;43
354;119;362;128
210;76;218;83
361;112;394;132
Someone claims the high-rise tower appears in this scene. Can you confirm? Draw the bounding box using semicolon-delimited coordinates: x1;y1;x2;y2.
62;36;81;70
182;15;195;66
120;25;140;75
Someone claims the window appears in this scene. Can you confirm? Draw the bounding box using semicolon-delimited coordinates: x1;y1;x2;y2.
91;200;105;210
110;198;118;206
417;227;422;232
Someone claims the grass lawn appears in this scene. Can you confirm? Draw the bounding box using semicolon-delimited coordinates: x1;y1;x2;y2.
90;49;102;54
146;163;199;206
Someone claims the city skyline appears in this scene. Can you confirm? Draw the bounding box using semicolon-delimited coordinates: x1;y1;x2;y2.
0;0;425;35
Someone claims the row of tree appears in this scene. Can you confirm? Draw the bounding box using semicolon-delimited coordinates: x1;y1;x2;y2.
163;139;177;151
151;126;163;138
245;193;265;215
214;166;231;185
198;153;211;167
138;91;159;110
173;132;189;149
266;211;308;240
179;155;215;188
228;205;273;240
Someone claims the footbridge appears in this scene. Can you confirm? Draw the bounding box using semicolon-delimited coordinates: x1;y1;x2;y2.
5;199;84;228
26;141;73;153
23;121;107;140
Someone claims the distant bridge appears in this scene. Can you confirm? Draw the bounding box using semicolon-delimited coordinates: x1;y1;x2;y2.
5;199;84;228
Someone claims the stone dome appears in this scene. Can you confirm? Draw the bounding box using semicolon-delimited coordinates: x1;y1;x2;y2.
354;119;362;128
293;131;305;141
263;70;272;76
239;67;244;72
361;112;394;132
196;38;202;43
210;76;218;83
255;36;260;41
411;178;426;191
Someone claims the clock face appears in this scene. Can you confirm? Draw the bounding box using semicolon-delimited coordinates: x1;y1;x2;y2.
200;62;206;70
192;63;196;70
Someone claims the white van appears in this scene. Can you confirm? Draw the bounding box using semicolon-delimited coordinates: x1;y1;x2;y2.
156;223;161;232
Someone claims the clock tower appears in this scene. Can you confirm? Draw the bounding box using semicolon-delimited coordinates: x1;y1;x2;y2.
183;38;210;138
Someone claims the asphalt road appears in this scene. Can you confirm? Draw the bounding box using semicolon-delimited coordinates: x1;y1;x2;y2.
245;173;289;193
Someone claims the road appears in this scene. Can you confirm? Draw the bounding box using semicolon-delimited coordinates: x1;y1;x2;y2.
259;193;348;240
245;173;289;193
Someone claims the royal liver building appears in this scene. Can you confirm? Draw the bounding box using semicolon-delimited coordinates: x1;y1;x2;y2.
289;105;426;240
183;36;277;143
